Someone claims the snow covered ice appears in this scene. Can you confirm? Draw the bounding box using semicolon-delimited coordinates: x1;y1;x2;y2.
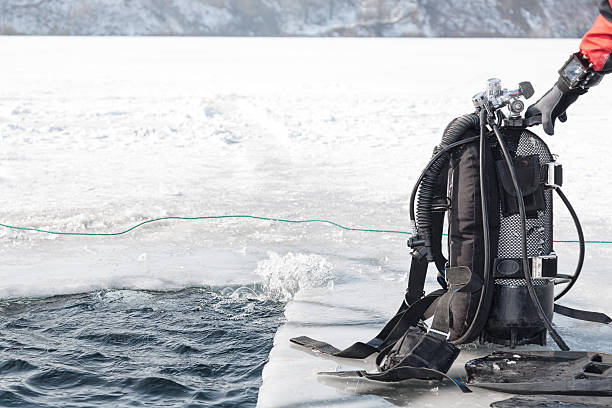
1;37;611;407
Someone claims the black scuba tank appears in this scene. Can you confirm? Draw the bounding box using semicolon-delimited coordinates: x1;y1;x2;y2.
408;78;571;348
443;122;559;347
481;127;559;347
289;78;606;385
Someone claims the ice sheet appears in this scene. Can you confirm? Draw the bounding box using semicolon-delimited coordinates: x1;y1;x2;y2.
1;37;611;406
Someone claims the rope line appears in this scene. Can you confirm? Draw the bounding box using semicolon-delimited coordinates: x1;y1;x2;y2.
0;216;410;236
0;216;608;244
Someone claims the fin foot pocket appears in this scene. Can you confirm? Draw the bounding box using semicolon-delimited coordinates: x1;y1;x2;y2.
318;367;472;393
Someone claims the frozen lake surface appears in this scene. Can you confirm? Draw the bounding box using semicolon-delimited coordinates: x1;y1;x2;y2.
1;37;611;407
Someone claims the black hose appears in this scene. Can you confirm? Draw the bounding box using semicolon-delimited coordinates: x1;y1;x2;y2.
491;122;570;351
415;116;480;238
410;115;480;256
451;109;492;345
554;187;585;301
409;135;480;223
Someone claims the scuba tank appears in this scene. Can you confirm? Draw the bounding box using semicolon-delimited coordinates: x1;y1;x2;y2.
408;78;577;349
290;78;610;388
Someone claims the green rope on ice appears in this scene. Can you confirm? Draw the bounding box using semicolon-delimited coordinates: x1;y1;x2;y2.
554;239;612;244
0;216;410;237
0;216;609;244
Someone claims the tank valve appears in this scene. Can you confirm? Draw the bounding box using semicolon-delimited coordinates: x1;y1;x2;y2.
472;78;535;121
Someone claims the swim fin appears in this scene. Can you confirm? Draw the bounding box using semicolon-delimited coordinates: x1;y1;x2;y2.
491;396;612;408
318;367;472;393
466;351;612;396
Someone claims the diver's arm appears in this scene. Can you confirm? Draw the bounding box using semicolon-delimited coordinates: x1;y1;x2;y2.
580;0;612;73
526;0;612;135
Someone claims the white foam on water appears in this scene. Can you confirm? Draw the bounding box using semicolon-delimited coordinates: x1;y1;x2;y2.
256;252;333;301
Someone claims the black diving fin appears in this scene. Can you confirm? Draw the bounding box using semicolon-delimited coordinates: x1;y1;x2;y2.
466;351;612;396
491;395;612;408
318;366;472;393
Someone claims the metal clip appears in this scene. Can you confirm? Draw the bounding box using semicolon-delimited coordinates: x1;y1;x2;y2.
428;328;451;340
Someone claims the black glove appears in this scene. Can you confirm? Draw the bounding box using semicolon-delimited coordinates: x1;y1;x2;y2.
525;79;587;136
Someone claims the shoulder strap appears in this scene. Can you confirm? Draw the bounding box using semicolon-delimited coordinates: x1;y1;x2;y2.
406;165;449;305
405;257;429;306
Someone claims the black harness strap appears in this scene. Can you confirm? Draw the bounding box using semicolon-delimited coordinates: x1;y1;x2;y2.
554;304;612;325
333;291;442;359
369;290;445;353
405;256;429;306
290;290;443;359
406;170;447;305
429;266;482;340
429;289;455;339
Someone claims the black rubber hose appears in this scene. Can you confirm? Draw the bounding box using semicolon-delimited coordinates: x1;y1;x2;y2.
554;187;585;301
451;109;492;345
411;114;480;231
416;115;480;241
409;135;479;223
491;122;570;351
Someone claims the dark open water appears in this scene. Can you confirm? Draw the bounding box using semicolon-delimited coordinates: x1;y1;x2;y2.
0;287;284;407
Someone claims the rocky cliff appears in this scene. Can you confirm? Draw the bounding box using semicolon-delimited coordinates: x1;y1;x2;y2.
0;0;602;37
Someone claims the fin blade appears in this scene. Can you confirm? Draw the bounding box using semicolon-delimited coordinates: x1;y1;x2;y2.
289;336;342;355
467;351;612;397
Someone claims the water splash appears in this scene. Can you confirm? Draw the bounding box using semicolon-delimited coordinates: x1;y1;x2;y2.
255;252;333;301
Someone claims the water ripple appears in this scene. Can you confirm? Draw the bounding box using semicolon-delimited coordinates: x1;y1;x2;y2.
0;288;284;407
0;359;38;374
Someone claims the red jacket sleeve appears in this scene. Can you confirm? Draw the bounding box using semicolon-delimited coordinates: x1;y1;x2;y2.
580;0;612;73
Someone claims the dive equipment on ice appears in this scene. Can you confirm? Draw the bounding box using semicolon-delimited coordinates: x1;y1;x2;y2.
290;78;611;390
408;78;571;350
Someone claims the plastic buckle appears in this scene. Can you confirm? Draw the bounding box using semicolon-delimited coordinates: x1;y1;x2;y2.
545;162;563;188
531;253;557;279
428;328;451;340
531;257;543;278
